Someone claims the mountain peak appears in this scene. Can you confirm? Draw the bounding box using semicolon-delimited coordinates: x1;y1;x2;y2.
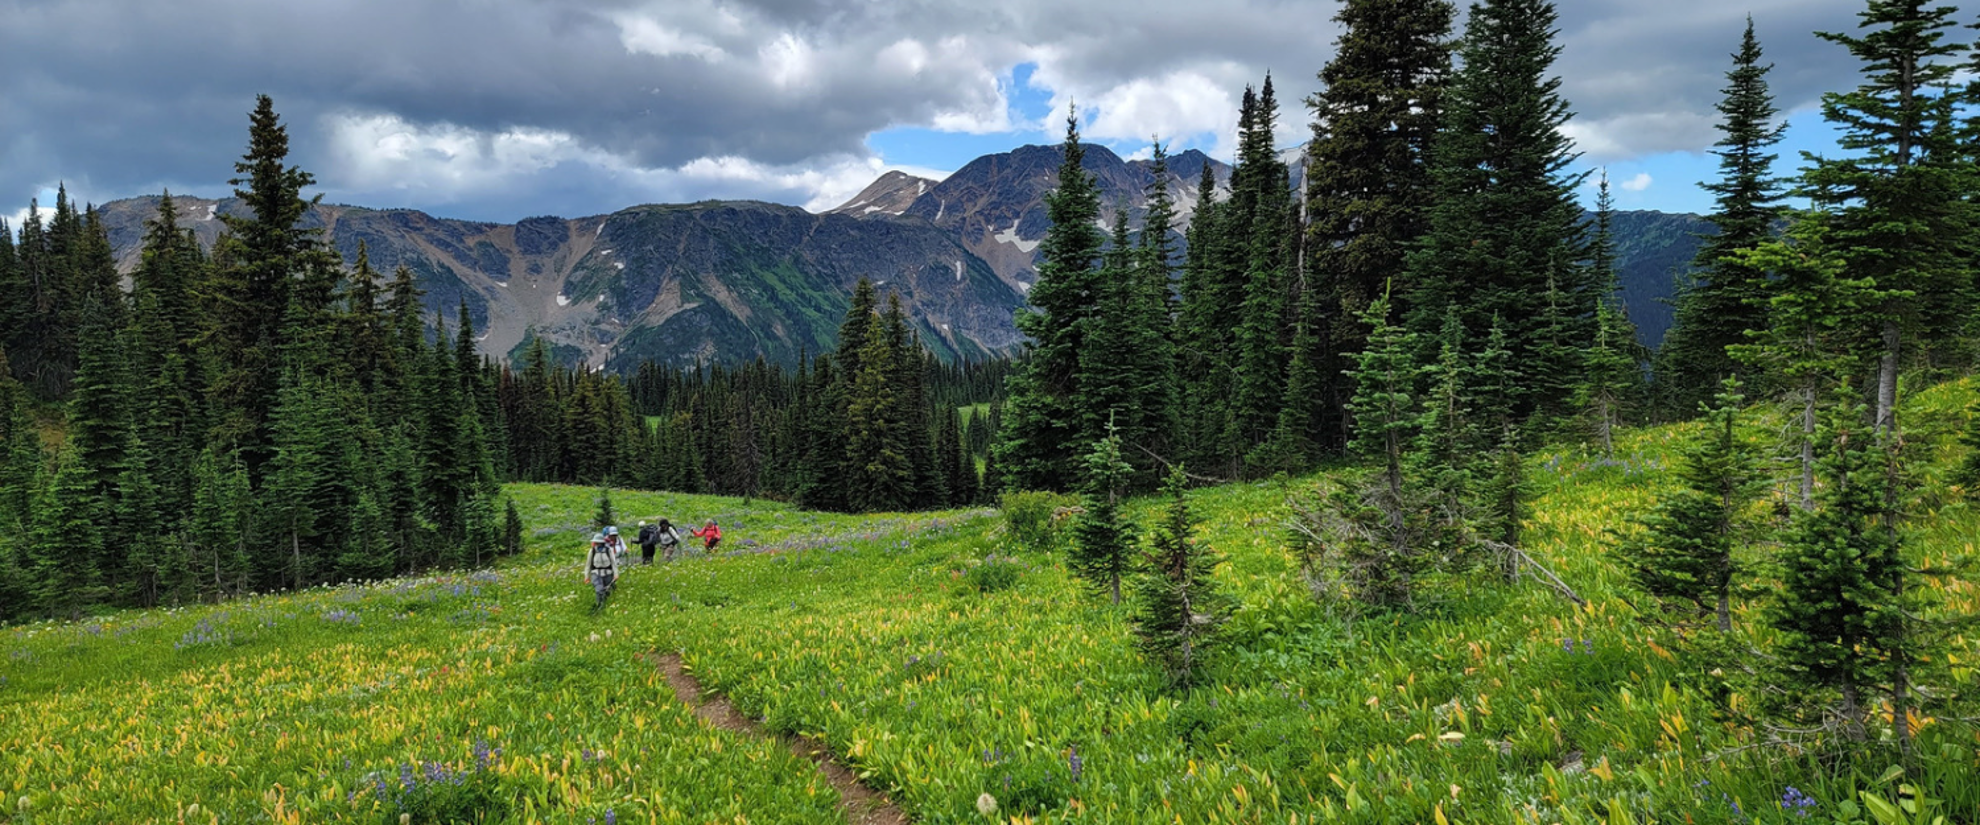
826;170;936;217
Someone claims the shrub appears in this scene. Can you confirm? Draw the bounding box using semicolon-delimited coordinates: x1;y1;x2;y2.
960;554;1024;594
1000;490;1075;553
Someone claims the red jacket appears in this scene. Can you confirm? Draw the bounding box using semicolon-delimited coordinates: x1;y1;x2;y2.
691;523;721;543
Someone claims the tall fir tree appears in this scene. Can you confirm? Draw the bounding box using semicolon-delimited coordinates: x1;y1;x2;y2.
1801;0;1972;435
1232;76;1294;460
1660;18;1789;411
845;301;914;512
998;108;1105;492
1305;0;1454;452
207;96;331;472
1405;0;1590;420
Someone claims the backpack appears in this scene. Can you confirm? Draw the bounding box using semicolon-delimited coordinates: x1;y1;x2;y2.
589;544;614;572
637;525;658;545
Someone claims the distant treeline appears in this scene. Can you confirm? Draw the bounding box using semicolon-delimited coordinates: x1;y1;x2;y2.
0;98;1008;624
500;288;1006;509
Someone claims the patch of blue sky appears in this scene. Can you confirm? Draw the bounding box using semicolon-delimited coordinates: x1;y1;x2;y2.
1573;108;1848;215
864;62;1062;174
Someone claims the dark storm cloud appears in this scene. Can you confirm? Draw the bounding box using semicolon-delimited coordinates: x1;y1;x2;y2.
0;0;1934;222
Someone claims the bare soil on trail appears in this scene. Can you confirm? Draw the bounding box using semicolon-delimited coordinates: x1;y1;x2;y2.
653;652;909;825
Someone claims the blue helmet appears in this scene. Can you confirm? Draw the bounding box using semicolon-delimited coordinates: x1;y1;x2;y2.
604;526;619;537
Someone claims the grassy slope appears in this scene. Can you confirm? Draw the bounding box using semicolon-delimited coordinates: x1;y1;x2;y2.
3;383;1976;824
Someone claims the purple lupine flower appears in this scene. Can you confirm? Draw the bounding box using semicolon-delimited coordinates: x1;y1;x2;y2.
1780;786;1816;817
606;810;617;825
1561;638;1573;652
1068;745;1082;783
1580;638;1593;655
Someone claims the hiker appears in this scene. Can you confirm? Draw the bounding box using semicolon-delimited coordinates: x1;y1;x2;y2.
636;520;661;565
653;518;684;562
690;519;721;554
583;532;619;610
603;525;627;563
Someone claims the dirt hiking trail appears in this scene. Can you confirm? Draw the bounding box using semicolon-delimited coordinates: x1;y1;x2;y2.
653;652;909;825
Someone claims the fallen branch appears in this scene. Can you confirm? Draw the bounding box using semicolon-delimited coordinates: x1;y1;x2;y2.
1131;443;1235;485
1482;540;1586;607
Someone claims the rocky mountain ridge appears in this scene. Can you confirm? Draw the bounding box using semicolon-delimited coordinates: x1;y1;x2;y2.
95;142;1706;370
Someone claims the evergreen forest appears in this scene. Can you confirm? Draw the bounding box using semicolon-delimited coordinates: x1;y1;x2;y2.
6;0;1980;821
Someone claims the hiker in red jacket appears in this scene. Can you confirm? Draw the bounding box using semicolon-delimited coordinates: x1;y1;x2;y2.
690;519;721;554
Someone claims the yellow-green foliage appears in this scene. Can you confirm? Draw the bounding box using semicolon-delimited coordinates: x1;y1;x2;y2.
4;380;1977;823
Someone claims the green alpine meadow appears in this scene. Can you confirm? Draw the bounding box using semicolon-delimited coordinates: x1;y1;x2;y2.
6;0;1980;822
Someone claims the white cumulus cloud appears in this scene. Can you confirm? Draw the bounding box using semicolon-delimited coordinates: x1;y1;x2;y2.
1620;172;1653;192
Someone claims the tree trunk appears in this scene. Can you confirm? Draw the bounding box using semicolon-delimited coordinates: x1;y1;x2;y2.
1876;320;1899;438
1597;394;1614;458
1800;375;1816;512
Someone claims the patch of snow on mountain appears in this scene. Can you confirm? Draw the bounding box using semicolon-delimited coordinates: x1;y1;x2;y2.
203;204;217;221
993;218;1040;253
954;260;964;281
915;180;926;196
614;262;625;270
863;205;886;214
599;248;611;255
556;294;571;307
934;200;945;221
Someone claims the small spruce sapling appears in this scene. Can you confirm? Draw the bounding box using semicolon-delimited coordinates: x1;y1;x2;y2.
1614;377;1761;632
593;487;615;532
1132;464;1227;688
1070;419;1136;604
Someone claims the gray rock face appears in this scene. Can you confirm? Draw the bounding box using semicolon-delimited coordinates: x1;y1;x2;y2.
95;196;1022;370
93;143;1703;370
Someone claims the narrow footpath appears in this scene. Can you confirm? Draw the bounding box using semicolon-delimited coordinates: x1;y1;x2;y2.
653;652;909;825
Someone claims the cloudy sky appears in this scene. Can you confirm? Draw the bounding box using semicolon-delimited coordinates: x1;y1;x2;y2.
0;0;1914;226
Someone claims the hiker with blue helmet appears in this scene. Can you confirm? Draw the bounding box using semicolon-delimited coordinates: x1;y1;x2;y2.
603;525;627;563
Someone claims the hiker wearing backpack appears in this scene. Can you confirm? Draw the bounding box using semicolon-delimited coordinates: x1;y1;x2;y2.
603;525;627;563
636;521;659;565
655;518;683;561
690;519;721;554
583;532;619;610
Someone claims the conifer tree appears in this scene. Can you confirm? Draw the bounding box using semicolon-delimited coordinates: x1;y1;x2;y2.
593;487;616;531
189;446;253;599
503;497;525;557
1176;162;1236;474
999;108;1105;492
846;302;914;512
1132;464;1227;688
1615;378;1761;631
1802;0;1972;434
29;446;106;616
1348;291;1422;499
1232;76;1293;457
1070;420;1136;604
1661;18;1789;408
0;219;21;362
1728;219;1876;510
0;359;39;532
1305;0;1454;450
1768;396;1918;752
1580;300;1639;457
1405;0;1589;418
1133;143;1181;467
207;96;330;471
1411;305;1476;508
1078;211;1140;462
